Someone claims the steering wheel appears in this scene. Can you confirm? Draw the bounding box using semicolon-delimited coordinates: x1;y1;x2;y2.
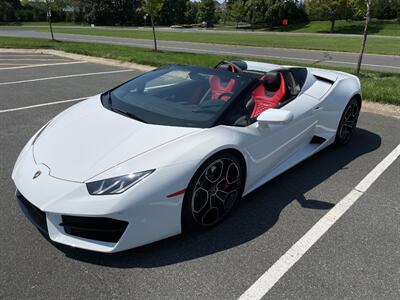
217;92;234;101
227;64;241;73
215;61;243;73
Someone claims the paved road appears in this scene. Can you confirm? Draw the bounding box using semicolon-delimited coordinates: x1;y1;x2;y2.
5;25;400;39
0;29;399;73
0;53;399;299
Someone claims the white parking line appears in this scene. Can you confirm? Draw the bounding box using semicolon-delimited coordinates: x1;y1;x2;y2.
0;60;87;70
0;58;71;61
0;69;133;86
239;143;400;300
0;97;88;113
0;63;28;66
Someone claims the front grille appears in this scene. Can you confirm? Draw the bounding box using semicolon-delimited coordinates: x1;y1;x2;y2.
16;190;48;234
60;216;128;243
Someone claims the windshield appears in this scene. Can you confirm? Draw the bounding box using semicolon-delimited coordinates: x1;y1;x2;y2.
103;65;255;128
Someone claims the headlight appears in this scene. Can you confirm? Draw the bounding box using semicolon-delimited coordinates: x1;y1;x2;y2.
86;170;155;195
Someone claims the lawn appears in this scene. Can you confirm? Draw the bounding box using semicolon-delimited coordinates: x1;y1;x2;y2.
0;37;398;105
4;19;400;36
1;22;399;56
29;27;400;56
261;19;400;36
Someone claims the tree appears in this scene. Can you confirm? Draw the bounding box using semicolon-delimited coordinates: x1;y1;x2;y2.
244;0;268;30
159;0;187;25
230;0;245;28
371;0;398;19
0;0;22;22
351;0;372;74
184;1;199;24
198;0;216;26
44;0;55;40
306;0;348;33
141;0;165;51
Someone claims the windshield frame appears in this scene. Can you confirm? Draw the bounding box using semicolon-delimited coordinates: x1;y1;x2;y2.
101;64;259;128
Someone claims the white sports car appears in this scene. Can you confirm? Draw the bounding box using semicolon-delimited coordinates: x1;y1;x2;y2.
12;60;362;253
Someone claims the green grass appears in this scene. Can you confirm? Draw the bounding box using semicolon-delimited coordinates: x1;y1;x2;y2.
33;27;400;56
5;19;400;36
1;23;399;55
261;19;400;36
0;37;398;105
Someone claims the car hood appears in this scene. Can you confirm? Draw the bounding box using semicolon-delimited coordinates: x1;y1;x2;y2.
33;96;200;182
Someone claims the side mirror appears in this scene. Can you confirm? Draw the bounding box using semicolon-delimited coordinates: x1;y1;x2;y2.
257;109;293;126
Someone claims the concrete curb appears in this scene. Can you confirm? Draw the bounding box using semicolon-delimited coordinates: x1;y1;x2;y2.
0;48;155;72
362;101;400;119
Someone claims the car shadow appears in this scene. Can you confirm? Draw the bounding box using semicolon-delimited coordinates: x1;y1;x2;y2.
53;128;381;268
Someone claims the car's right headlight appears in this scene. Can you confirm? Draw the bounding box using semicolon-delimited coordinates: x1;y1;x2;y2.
86;170;155;195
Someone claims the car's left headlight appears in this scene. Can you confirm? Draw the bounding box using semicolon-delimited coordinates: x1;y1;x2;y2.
86;170;155;195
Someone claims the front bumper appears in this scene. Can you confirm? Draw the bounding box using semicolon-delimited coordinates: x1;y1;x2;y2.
17;190;128;243
12;146;195;253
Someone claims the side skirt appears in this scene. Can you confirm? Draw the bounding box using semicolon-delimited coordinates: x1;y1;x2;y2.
243;136;334;196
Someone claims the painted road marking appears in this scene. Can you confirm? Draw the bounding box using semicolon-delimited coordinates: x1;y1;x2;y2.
0;97;88;113
0;69;133;86
0;58;71;61
0;60;87;70
239;143;400;300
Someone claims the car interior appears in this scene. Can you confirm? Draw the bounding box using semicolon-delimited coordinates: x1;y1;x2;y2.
108;62;307;128
214;61;306;126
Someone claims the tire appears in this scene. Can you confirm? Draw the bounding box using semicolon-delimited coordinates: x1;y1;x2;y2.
182;152;245;232
334;97;361;147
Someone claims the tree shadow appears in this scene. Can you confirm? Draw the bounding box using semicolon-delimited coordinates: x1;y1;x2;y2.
53;128;380;268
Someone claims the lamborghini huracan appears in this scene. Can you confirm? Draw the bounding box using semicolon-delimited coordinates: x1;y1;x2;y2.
12;60;362;252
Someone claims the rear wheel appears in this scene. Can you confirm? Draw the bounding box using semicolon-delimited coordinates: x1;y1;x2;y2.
182;152;245;231
334;97;361;146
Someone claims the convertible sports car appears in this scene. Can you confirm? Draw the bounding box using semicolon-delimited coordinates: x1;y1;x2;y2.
12;60;362;252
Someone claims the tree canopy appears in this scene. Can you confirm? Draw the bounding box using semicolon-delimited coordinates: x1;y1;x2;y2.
1;0;399;26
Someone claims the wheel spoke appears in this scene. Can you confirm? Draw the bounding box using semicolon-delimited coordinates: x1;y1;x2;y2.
215;189;229;203
204;160;224;184
338;100;360;144
191;157;241;226
192;187;210;213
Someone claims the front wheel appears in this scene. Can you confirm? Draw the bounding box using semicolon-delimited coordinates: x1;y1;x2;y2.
182;152;245;231
334;97;361;146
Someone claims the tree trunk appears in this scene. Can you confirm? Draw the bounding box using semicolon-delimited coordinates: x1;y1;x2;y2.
251;5;256;31
48;14;55;41
45;1;54;41
151;15;157;51
330;19;335;33
356;0;372;74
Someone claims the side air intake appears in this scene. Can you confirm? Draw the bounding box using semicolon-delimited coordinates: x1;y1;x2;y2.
310;135;327;144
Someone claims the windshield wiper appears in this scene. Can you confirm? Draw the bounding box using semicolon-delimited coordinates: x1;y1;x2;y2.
113;107;148;124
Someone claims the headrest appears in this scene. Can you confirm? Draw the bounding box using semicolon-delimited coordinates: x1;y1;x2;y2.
264;71;282;92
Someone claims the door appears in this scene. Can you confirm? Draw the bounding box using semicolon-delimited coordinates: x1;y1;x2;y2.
243;93;320;188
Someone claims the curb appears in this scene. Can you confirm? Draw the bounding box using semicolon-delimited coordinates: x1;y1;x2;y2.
0;48;155;72
362;100;400;119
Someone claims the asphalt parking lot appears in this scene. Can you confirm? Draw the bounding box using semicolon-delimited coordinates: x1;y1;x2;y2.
0;52;399;299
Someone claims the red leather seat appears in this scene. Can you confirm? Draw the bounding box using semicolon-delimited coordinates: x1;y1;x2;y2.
250;72;286;118
209;75;236;101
